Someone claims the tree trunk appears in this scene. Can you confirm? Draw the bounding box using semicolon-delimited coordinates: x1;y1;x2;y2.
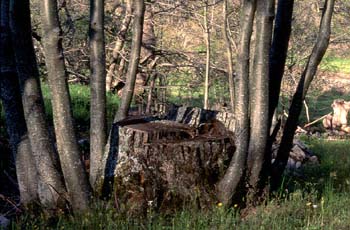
7;1;69;209
40;0;91;211
106;0;133;91
203;1;210;110
89;0;107;191
223;0;235;112
115;0;145;121
0;4;38;206
9;0;68;209
247;0;274;198
0;73;39;206
217;0;257;206
146;73;156;114
97;0;145;197
268;0;294;125
114;120;233;214
272;0;335;191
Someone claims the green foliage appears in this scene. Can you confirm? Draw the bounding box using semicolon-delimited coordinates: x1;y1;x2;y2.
41;83;119;131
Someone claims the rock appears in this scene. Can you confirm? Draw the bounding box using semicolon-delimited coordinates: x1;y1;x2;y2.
308;155;319;164
287;158;296;169
290;145;306;162
295;161;302;169
272;138;319;171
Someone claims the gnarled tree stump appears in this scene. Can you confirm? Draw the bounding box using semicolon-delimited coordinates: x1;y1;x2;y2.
113;107;235;214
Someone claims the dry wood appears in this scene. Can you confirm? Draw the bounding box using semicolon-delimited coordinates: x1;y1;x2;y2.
304;112;332;128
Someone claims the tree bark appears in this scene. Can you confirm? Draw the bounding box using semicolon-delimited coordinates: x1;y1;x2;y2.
89;0;107;192
272;0;335;191
217;0;257;206
40;0;91;211
247;0;274;198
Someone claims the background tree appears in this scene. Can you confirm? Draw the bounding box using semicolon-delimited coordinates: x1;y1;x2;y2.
115;0;145;121
106;0;133;91
222;0;235;111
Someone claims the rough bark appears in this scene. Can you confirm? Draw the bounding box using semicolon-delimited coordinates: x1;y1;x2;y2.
40;0;91;211
268;0;294;124
106;0;133;91
246;0;274;197
113;109;234;214
89;0;107;191
217;0;257;206
9;0;68;209
223;0;235;112
272;0;335;191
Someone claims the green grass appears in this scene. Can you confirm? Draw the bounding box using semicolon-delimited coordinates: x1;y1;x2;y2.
10;138;350;229
320;56;350;74
41;83;119;131
296;88;350;126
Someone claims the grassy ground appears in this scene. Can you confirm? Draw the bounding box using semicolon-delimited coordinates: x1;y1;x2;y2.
320;56;350;74
4;57;350;229
10;138;350;229
40;83;120;132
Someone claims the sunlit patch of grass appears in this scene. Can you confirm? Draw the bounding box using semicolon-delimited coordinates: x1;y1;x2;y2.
299;88;350;125
320;56;350;74
41;82;119;131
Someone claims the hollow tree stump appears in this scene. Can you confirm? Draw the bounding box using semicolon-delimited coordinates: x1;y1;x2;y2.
113;107;235;215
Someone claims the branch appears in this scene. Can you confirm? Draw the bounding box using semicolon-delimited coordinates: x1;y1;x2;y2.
304;112;332;128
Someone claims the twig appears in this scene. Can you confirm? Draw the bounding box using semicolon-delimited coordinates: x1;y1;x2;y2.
0;194;21;213
303;100;310;123
304;112;332;128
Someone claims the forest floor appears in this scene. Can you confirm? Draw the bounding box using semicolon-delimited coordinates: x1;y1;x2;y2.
8;138;350;229
2;58;350;229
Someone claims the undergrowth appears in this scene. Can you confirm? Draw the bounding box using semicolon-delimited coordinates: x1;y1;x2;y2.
40;83;120;131
9;138;350;229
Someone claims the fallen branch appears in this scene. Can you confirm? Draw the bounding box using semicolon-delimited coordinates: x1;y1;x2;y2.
304;112;332;128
